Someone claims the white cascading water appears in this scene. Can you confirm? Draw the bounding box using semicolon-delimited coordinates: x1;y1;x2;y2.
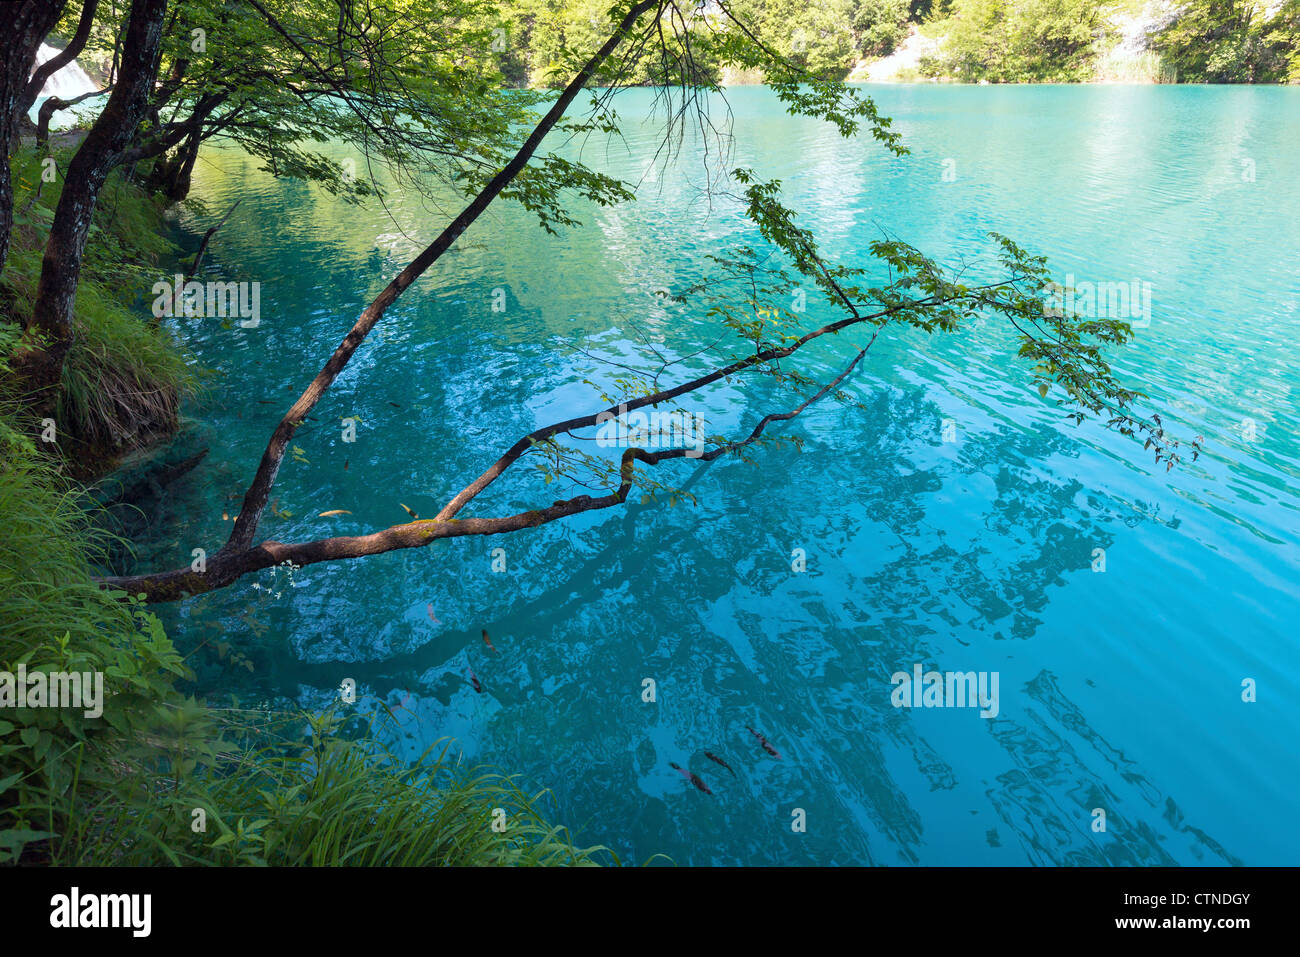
31;42;98;110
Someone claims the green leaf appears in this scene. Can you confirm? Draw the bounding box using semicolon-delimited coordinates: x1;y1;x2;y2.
0;829;57;848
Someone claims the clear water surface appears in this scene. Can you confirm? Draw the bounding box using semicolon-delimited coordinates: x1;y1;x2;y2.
125;85;1300;866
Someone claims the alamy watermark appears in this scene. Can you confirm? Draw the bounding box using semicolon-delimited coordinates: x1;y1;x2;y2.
595;403;705;458
50;887;150;937
1043;274;1152;328
151;274;261;327
890;664;999;718
0;665;103;718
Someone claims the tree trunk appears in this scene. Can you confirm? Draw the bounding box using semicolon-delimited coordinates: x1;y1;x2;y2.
169;129;201;199
14;0;168;419
0;0;69;280
147;127;200;200
15;0;101;127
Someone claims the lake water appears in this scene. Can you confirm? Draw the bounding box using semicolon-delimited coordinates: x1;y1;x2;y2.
126;85;1300;865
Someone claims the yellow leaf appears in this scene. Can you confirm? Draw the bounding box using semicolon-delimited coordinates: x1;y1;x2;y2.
1037;383;1049;399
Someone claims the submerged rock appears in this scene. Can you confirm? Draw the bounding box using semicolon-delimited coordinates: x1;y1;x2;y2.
89;418;209;509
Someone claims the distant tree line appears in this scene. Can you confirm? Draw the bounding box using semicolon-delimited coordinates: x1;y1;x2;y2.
488;0;1300;84
490;0;916;83
921;0;1299;82
1153;0;1299;82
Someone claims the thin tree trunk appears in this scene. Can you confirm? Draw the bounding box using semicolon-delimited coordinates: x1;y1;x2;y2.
36;86;112;147
14;0;168;418
0;0;69;280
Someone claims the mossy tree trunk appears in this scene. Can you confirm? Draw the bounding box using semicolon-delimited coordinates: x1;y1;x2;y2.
0;0;70;281
147;127;202;200
14;0;168;419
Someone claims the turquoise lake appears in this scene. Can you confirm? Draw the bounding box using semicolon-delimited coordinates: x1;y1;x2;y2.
124;85;1300;865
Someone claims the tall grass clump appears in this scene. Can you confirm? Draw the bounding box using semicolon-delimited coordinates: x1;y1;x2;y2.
75;707;617;866
0;401;191;863
1094;47;1178;83
2;147;195;470
0;412;610;864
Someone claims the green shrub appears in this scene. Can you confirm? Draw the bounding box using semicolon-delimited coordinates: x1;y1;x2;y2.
728;0;860;80
853;0;911;57
924;0;1106;81
0;443;191;863
1154;0;1300;83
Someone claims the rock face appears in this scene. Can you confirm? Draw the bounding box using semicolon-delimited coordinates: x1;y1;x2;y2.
1095;1;1184;82
850;26;943;83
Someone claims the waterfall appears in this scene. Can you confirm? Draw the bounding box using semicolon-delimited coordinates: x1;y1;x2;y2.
30;42;98;118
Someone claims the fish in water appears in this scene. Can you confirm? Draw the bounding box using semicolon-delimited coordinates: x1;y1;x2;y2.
481;628;496;653
427;603;440;625
319;509;351;517
467;666;483;694
746;726;783;760
669;762;712;795
704;752;736;776
400;502;419;519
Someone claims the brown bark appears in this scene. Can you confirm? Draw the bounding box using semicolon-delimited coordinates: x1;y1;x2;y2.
35;85;111;147
103;279;1028;601
13;0;168;418
0;0;70;280
16;0;101;126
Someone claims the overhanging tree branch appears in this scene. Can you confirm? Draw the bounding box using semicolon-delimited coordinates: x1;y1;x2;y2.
91;0;1188;605
217;0;661;558
96;288;900;600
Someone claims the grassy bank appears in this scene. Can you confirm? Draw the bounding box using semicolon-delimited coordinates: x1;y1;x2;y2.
3;145;193;476
0;147;609;867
